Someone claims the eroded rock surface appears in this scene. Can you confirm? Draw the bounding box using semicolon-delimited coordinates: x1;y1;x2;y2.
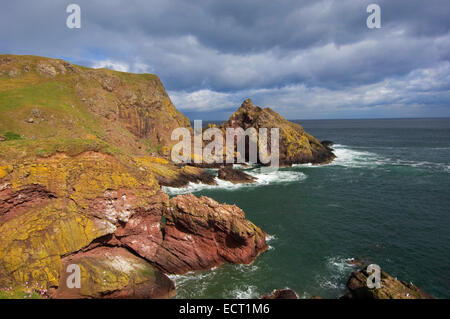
53;247;175;299
344;268;432;299
119;193;268;274
222;99;335;165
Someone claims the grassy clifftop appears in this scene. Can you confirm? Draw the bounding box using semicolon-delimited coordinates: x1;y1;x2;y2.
0;54;190;163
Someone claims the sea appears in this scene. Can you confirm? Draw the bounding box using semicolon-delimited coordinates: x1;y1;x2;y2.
163;118;450;299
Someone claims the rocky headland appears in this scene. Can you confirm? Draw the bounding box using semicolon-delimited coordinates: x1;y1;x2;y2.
0;55;270;298
221;98;335;166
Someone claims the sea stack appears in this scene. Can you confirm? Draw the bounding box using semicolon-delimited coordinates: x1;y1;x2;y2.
222;99;335;166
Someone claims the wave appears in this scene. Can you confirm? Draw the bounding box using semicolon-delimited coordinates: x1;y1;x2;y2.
294;144;449;172
316;256;357;293
329;145;387;168
224;285;259;299
162;169;307;195
168;269;219;298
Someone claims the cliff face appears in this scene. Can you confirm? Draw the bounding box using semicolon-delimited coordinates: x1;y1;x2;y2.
0;54;190;157
222;99;335;165
0;55;268;299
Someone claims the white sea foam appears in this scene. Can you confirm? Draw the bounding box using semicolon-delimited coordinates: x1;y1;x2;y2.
316;256;357;292
169;269;219;298
294;144;449;172
291;144;385;168
224;285;259;299
330;145;385;168
162;169;306;195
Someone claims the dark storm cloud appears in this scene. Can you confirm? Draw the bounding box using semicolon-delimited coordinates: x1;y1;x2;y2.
1;0;449;118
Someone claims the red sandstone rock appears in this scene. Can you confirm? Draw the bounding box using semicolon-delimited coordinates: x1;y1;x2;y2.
117;193;268;274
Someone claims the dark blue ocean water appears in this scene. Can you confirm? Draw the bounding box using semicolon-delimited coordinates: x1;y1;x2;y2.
166;118;450;299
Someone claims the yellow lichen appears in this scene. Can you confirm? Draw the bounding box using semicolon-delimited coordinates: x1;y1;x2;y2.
0;199;116;289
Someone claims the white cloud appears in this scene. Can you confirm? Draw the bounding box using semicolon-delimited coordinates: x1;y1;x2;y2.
91;59;151;74
92;59;130;72
169;62;450;119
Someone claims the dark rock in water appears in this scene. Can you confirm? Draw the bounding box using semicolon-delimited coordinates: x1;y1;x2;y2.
321;140;334;148
218;166;256;184
261;288;298;299
345;257;368;268
344;267;432;299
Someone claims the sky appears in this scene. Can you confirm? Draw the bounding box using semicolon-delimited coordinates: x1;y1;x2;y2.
1;0;450;120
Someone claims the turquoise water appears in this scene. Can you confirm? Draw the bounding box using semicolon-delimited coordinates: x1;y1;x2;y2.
165;118;450;299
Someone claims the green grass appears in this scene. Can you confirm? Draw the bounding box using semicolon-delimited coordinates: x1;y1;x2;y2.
0;287;42;299
0;81;106;140
4;131;22;140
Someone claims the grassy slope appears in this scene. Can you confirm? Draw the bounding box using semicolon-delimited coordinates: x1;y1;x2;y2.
0;54;188;164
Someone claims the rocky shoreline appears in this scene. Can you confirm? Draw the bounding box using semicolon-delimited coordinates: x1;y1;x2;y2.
0;55;428;299
260;265;432;300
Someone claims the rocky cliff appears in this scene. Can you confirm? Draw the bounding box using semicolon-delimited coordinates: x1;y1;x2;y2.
222;99;335;165
0;54;189;156
0;55;267;299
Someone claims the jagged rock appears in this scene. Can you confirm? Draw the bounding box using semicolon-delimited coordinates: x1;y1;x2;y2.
0;55;270;299
344;268;432;299
218;166;256;184
119;194;268;274
222;99;335;165
261;289;298;299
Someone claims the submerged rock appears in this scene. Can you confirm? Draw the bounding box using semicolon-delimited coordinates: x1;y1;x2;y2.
217;166;256;184
261;288;298;299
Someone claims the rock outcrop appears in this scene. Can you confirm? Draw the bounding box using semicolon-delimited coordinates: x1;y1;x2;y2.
222;99;335;166
0;146;267;299
134;156;216;187
344;268;432;299
0;54;190;157
217;166;256;184
0;55;268;298
118;193;268;274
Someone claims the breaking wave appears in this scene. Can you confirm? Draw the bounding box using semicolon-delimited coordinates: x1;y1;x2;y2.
223;285;259;299
315;256;357;293
294;144;449;172
162;169;307;195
